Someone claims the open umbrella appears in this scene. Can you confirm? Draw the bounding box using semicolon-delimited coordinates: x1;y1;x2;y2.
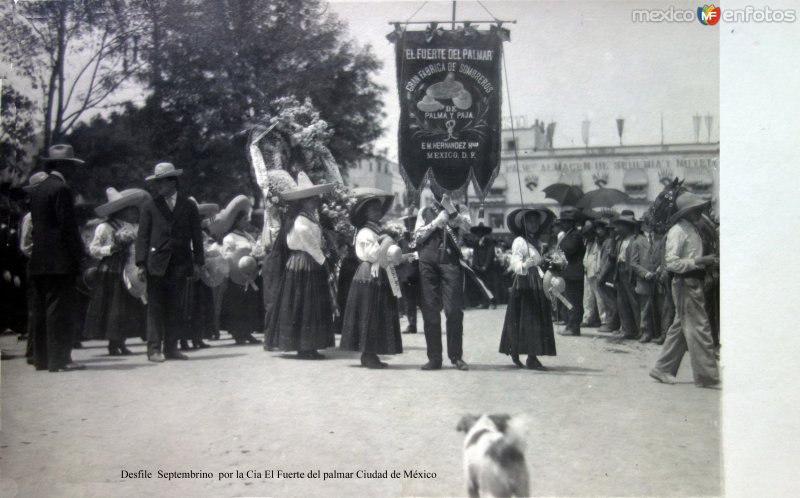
543;183;584;206
576;188;631;209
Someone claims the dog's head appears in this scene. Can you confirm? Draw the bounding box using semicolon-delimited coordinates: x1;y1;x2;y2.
456;413;512;434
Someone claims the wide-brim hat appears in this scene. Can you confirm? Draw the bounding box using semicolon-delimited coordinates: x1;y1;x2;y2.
612;210;638;227
209;195;252;239
201;252;230;287
669;192;710;225
145;162;183;181
470;223;493;236
228;247;259;286
41;144;85;164
94;187;151;218
350;188;395;226
559;207;579;222
22;171;49;192
280;171;334;201
506;207;555;237
189;197;220;219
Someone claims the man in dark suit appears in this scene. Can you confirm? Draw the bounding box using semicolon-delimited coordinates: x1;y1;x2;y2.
28;144;87;372
470;223;497;309
414;192;471;371
397;207;420;334
135;163;204;362
557;207;586;336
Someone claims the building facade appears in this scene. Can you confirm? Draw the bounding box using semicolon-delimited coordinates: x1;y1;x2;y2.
346;153;408;215
464;126;719;235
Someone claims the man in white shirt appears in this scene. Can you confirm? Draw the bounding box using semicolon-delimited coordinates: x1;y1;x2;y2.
649;192;719;388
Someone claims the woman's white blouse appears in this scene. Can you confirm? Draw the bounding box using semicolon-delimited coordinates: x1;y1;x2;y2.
89;221;136;259
509;236;543;276
355;227;381;263
286;214;325;265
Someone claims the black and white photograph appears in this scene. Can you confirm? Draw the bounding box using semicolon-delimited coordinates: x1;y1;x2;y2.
0;0;796;496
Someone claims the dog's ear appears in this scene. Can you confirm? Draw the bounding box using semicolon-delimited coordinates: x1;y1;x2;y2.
489;414;512;433
456;414;479;433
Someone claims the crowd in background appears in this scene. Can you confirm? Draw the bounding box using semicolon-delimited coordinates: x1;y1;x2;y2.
1;143;720;386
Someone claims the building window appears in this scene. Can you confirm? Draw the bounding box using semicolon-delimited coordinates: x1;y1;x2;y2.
506;139;516;150
489;214;504;229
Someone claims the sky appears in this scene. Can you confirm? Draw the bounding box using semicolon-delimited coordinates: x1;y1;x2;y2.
327;0;720;160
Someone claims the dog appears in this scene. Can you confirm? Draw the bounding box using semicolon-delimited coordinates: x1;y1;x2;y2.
456;413;530;498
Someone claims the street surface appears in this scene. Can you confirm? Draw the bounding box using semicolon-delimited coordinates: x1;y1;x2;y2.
0;305;720;497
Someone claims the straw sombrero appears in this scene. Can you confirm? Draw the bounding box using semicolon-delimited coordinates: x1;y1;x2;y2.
228;246;259;287
189;197;220;219
470;223;493;237
349;187;394;227
22;171;49;192
201;246;229;288
668;192;709;225
209;195;252;239
506;208;556;237
280;171;334;201
94;187;151;218
145;162;183;181
41;144;85;164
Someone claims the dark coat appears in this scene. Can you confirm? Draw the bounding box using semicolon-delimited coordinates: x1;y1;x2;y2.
627;234;654;295
557;228;585;281
28;175;85;276
472;237;497;272
597;236;619;285
396;236;419;283
135;195;204;278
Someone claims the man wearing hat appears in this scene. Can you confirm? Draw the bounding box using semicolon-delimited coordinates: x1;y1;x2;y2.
27;144;88;372
611;210;644;340
556;207;585;336
397;206;421;334
135;162;205;362
650;192;719;388
470;222;498;309
414;192;472;371
581;220;603;327
595;216;621;333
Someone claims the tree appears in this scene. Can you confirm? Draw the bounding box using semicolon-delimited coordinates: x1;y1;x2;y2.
0;0;148;147
0;81;36;185
66;0;386;204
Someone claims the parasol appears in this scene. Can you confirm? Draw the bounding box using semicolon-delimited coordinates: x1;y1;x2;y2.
543;183;584;206
575;188;631;209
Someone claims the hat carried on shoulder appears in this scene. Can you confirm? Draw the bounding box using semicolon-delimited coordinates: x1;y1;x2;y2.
209;195;252;239
669;192;710;225
350;187;394;227
41;144;85;164
506;207;555;237
94;187;151;218
22;171;49;192
145;162;183;181
280;171;334;201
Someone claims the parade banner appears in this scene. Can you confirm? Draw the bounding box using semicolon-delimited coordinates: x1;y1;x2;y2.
393;26;507;199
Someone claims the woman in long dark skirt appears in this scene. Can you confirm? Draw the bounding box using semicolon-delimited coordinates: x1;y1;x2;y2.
340;192;402;369
265;172;335;359
499;207;557;370
84;188;149;355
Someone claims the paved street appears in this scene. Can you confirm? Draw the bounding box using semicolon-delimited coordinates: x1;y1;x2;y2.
0;305;720;497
